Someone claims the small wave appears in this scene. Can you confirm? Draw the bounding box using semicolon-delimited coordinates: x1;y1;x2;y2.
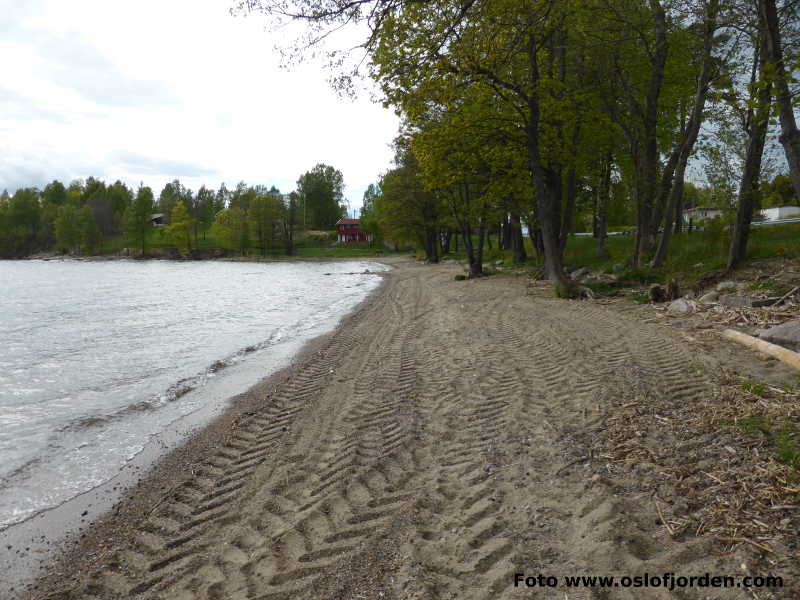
58;399;159;432
0;456;42;488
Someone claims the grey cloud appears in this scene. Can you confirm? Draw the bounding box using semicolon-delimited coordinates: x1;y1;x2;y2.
0;86;67;123
111;150;219;178
0;149;88;192
36;33;178;108
0;147;217;193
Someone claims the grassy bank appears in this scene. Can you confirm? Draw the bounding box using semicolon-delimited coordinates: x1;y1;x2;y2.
100;229;401;259
561;223;800;277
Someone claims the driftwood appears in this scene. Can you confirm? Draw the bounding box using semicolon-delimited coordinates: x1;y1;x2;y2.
722;329;800;371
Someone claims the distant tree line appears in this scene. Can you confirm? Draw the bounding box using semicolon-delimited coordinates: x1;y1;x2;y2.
0;163;346;258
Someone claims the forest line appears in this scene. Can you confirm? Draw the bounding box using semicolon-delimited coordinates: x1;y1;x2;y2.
0;164;349;258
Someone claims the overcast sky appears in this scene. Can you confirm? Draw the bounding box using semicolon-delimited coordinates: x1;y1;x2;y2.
0;0;399;214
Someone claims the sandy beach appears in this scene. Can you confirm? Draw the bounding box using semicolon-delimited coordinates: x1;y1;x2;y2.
10;256;799;599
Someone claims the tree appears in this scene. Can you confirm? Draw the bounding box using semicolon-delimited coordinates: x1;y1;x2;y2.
229;181;254;212
280;192;298;255
195;186;217;241
215;183;231;213
296;164;345;229
158;180;184;222
728;29;773;269
78;205;102;254
42;180;67;206
249;192;282;256
107;180;133;233
54;204;81;254
373;144;443;264
165;200;195;256
214;207;249;255
360;183;382;246
651;0;720;267
125;186;155;256
759;0;800;199
763;175;797;207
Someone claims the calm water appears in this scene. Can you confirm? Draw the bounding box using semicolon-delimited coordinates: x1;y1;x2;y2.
0;259;387;529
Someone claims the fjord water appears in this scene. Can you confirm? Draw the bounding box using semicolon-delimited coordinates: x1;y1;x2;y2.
0;259;387;529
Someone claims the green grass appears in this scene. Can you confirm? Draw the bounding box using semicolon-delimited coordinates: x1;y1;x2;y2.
295;246;392;258
738;414;800;472
99;228;400;259
740;379;768;398
556;222;800;285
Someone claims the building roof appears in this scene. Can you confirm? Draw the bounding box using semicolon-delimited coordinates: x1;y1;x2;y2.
336;218;360;225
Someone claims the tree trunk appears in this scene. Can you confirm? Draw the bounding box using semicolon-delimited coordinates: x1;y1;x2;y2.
651;140;682;236
526;32;572;293
441;228;452;255
426;228;439;262
760;0;800;199
728;34;772;270
632;0;668;266
472;211;486;278
528;222;544;256
674;198;683;233
652;0;718;268
559;165;577;256
596;154;612;257
510;212;526;264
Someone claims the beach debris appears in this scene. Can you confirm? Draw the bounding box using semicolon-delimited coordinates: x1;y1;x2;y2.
719;294;754;309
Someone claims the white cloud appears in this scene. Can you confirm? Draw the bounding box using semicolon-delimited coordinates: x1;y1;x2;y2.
0;0;398;210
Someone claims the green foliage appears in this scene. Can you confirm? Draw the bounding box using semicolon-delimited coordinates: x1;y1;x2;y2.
125;186;155;256
454;274;467;281
213;207;249;255
248;193;283;256
78;205;102;254
54;204;81;253
296;164;345;230
165;200;195;256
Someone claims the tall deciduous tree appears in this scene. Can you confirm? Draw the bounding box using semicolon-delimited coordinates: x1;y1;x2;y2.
728;30;773;269
125;185;155;256
165;200;196;256
296;164;345;230
214;207;249;255
759;0;800;199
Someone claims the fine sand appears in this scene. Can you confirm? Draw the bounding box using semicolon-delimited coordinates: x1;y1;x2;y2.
12;257;799;599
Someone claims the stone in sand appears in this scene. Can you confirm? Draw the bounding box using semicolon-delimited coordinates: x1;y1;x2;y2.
755;321;800;352
667;298;692;315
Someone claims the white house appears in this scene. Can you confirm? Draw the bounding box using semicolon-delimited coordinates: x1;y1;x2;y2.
683;207;723;224
761;206;800;221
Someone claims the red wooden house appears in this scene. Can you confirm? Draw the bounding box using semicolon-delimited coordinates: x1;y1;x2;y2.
336;218;369;243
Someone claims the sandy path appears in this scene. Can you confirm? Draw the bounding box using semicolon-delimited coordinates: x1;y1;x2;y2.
26;259;796;599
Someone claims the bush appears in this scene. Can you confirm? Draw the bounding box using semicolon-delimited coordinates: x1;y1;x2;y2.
454;274;467;280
